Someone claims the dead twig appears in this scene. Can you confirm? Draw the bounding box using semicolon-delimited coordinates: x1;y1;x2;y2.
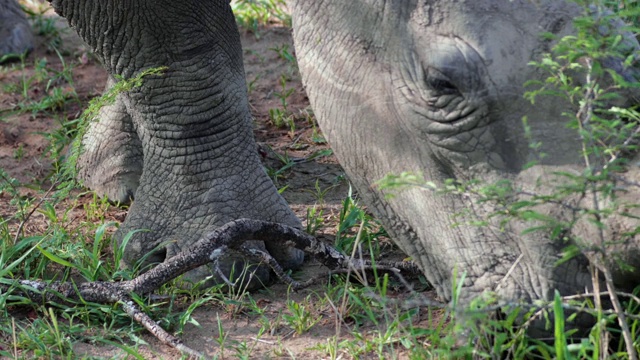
1;218;419;358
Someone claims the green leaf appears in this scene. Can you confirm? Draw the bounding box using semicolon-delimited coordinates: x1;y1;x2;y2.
0;237;45;278
520;210;553;222
37;245;76;268
93;221;116;259
553;290;569;360
555;245;581;266
520;226;550;236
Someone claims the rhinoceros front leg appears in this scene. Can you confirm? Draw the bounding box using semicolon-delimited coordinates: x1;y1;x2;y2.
0;0;34;61
50;0;304;289
77;76;143;205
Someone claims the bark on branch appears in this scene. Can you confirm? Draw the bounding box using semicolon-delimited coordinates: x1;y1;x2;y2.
1;218;420;358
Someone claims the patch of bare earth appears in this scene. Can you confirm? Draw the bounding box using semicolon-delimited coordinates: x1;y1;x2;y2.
1;12;439;359
0;14;111;239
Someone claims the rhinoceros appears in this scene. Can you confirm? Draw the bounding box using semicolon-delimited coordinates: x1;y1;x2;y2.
3;0;637;304
291;0;640;303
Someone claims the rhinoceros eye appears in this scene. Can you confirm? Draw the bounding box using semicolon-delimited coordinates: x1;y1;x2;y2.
425;68;459;96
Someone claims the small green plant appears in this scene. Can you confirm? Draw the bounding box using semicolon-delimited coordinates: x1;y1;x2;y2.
305;206;324;236
305;179;340;205
269;75;297;132
0;49;79;119
215;314;229;356
334;188;387;258
271;44;296;65
0;170;34;226
275;74;295;111
82;193;113;222
310;337;341;360
268;106;292;128
246;72;262;95
12;144;24;160
259;311;282;336
231;0;291;36
270;43;298;75
283;294;322;335
265;148;295;184
302;108;327;144
232;334;262;360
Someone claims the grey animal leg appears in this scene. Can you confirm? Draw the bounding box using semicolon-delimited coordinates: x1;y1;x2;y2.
77;76;143;204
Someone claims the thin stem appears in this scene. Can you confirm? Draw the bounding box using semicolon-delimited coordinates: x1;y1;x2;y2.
600;261;638;360
13;182;57;244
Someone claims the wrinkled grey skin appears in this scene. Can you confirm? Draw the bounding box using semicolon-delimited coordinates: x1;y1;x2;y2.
49;0;640;303
291;0;640;303
0;0;33;60
49;0;304;287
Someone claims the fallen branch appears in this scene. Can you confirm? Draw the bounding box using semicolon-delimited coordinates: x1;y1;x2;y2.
1;218;420;358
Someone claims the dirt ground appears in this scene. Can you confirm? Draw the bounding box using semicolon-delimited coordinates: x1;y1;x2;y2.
0;8;437;360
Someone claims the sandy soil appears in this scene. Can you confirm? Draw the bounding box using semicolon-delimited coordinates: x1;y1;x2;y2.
0;9;438;359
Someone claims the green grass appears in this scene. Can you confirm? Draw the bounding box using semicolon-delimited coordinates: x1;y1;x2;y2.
1;51;79;119
3;166;640;358
231;0;291;36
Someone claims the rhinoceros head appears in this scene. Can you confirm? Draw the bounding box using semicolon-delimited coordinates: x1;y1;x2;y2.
292;0;640;302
